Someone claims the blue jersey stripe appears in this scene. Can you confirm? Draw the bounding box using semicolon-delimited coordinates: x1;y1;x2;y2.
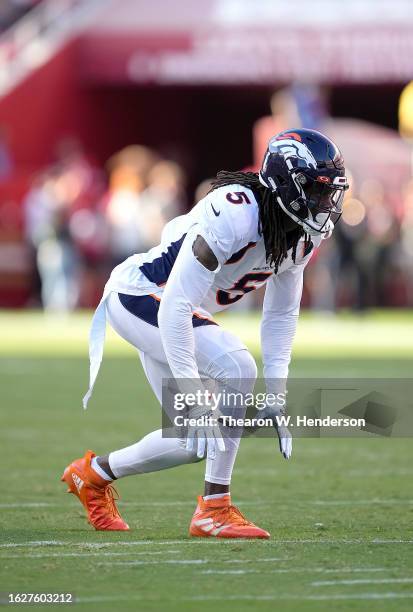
118;293;217;329
139;234;186;286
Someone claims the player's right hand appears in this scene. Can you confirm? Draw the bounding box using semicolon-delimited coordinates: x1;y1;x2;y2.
185;406;225;460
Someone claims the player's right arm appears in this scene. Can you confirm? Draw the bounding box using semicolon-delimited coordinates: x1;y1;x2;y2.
157;231;224;459
157;230;219;381
158;185;254;381
157;186;256;459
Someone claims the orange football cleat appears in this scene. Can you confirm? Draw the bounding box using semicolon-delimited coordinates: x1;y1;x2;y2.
60;450;129;531
189;495;270;539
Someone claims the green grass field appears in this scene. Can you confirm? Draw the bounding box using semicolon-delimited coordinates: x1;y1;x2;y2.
1;310;413;611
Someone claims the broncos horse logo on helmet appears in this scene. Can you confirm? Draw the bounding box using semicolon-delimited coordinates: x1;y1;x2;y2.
259;128;349;237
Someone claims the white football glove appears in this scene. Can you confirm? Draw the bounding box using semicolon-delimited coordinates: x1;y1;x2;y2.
249;405;292;460
275;418;292;459
185;404;225;460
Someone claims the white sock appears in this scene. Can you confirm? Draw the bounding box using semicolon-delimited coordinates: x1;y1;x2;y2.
203;493;230;500
91;456;112;481
204;436;241;485
202;349;254;487
108;429;201;478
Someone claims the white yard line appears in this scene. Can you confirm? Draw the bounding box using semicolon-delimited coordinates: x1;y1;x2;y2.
1;498;412;509
108;559;209;566
0;550;180;559
312;499;413;506
102;558;286;567
312;578;413;586
0;540;189;549
0;540;65;548
75;592;413;603
1;538;412;549
190;593;413;601
201;570;256;574
0;500;267;509
0;503;53;508
236;468;413;478
228;558;285;563
371;539;413;544
272;539;413;544
300;594;413;601
0;541;185;548
202;567;389;575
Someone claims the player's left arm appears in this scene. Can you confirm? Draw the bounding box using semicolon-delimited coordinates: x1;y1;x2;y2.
259;263;306;459
261;264;304;385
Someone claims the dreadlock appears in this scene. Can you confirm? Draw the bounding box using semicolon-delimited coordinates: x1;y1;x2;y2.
209;170;310;273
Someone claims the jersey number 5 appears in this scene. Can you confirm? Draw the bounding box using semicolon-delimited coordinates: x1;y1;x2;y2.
216;272;272;305
226;191;251;204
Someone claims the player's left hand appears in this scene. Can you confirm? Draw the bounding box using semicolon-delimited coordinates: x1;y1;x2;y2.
246;405;292;460
274;418;292;459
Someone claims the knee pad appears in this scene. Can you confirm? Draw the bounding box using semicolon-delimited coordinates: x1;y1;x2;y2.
227;349;258;385
210;349;257;394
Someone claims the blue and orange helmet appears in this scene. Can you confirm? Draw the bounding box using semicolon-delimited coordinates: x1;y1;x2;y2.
259;128;349;236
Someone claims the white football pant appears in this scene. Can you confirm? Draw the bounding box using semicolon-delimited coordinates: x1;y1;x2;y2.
105;292;257;485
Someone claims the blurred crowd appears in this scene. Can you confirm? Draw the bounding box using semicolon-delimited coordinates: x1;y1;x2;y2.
253;84;413;309
2;79;413;311
23;140;186;309
19;134;413;313
306;177;413;310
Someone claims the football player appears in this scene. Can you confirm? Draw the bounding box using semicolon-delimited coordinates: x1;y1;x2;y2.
61;129;348;538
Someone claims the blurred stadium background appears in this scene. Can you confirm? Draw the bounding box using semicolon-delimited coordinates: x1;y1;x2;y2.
1;1;413;608
0;0;413;311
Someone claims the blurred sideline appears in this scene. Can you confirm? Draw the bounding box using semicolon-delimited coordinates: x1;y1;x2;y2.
1;309;412;357
1;94;413;313
0;0;413;312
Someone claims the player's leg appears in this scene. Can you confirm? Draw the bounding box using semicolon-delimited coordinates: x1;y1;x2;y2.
100;347;254;482
62;292;266;535
100;293;268;537
94;292;201;477
61;293;202;530
202;348;257;491
106;351;202;477
187;339;269;538
98;293;252;484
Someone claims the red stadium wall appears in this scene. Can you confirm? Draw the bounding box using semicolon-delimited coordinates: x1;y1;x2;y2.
0;38;97;170
0;38;98;306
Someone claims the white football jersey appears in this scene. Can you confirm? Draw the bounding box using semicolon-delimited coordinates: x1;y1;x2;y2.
107;184;319;316
83;184;323;407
